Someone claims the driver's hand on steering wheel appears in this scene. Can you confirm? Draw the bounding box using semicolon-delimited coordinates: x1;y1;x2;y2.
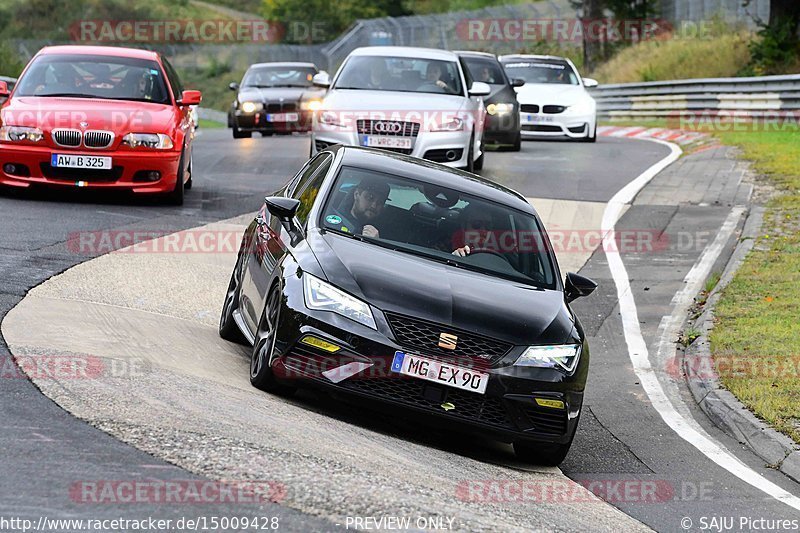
452;245;470;257
435;80;447;89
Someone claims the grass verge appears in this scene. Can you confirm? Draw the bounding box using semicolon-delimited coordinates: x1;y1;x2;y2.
709;126;800;443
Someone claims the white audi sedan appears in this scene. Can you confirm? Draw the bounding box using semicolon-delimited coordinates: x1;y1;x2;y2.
310;46;490;172
499;54;598;142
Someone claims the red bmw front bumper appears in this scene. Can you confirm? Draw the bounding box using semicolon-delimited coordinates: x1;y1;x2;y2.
0;143;182;194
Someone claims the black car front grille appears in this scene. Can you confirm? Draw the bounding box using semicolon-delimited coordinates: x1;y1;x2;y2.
39;163;123;182
342;377;514;429
385;312;512;366
356;120;420;137
265;102;298;113
543;105;566;114
520;104;539;113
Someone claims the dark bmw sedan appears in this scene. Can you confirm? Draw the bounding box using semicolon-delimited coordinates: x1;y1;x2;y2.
228;62;325;138
457;51;522;151
219;145;596;464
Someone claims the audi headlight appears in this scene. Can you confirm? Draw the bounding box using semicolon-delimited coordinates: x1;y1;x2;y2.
431;117;464;132
486;103;514;116
240;101;262;113
303;274;376;329
514;345;581;372
0;126;44;143
319;112;345;127
121;133;174;149
300;99;322;111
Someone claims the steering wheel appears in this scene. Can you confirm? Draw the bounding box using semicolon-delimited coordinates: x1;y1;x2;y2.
417;82;444;93
468;247;507;260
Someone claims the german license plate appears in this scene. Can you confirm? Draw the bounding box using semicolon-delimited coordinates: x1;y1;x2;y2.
390;351;488;394
266;112;299;122
364;136;412;149
51;154;111;169
524;114;553;123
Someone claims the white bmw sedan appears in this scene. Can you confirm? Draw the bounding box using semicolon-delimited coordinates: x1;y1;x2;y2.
499;54;598;143
310;46;490;172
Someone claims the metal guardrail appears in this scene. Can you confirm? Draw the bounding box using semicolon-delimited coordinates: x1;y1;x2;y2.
590;74;800;119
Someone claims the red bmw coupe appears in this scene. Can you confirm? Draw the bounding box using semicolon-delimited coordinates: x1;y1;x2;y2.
0;46;201;205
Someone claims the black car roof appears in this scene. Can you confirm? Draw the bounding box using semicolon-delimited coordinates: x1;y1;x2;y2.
455;51;500;61
330;146;534;214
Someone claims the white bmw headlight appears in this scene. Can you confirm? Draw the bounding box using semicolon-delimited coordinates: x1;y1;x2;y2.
567;98;595;115
303;274;376;329
514;345;581;372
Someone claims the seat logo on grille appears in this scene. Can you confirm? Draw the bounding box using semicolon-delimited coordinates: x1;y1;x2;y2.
438;333;458;350
374;121;402;133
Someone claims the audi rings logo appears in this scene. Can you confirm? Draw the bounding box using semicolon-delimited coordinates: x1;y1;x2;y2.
374;121;403;133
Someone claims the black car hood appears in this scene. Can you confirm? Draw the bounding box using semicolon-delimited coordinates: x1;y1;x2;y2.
237;86;320;102
485;83;518;105
311;231;573;346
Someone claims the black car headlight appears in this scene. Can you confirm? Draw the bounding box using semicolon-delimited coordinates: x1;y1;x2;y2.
514;345;581;372
303;274;376;330
486;103;514;115
240;101;263;113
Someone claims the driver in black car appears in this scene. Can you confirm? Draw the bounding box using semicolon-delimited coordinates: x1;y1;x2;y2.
328;177;390;238
452;204;493;257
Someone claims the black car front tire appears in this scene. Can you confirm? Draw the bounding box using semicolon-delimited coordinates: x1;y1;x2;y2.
233;125;252;139
219;250;246;344
250;283;296;395
165;149;186;206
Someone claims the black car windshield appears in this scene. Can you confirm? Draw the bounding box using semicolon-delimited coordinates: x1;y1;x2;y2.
319;166;557;289
462;56;507;86
241;66;317;88
502;60;579;85
14;54;171;103
334;56;463;95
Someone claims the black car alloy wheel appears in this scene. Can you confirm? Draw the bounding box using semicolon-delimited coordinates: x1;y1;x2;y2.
250;283;296;395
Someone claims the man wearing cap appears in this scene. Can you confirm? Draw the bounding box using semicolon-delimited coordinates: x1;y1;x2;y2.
327;176;390;238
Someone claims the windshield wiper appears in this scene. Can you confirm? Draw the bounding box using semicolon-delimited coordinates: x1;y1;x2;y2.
37;93;102;99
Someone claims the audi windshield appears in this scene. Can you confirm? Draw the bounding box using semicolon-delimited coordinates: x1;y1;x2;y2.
333;56;464;95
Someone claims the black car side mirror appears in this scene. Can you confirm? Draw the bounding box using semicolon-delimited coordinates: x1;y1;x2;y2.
265;196;303;244
265;196;300;220
511;78;525;88
229;82;239;91
564;273;597;303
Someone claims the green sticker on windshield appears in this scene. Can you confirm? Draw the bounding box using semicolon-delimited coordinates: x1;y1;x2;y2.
325;214;342;225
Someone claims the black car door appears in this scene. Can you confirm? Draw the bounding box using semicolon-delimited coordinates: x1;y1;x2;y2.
240;153;334;333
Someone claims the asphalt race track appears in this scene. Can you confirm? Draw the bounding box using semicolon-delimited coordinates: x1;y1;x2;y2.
3;130;800;531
